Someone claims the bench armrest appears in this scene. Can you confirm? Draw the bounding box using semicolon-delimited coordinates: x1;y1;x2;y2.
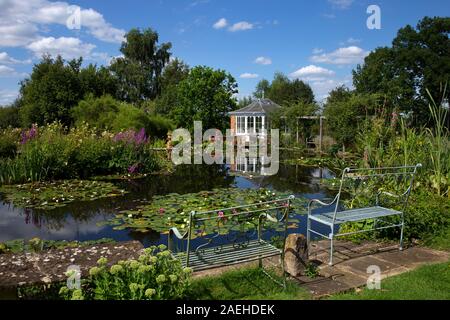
169;227;189;240
307;195;339;215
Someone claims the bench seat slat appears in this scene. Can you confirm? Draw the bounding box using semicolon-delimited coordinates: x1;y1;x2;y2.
173;240;281;271
309;206;402;226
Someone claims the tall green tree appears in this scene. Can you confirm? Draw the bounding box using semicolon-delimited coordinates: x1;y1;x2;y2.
19;55;83;126
171;66;238;131
323;92;383;149
254;73;315;105
110;28;172;104
154;58;189;115
353;16;450;126
18;55;118;127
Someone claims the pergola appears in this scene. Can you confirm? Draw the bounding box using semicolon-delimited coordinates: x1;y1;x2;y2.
280;115;326;153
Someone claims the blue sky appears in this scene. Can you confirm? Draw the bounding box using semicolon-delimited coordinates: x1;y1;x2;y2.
0;0;449;105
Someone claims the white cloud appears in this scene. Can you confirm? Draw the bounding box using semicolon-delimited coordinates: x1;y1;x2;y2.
0;65;26;77
0;0;125;47
312;48;324;54
0;65;16;76
310;46;369;65
239;73;259;79
0;52;31;64
254;56;272;65
228;21;254;32
0;89;19;105
27;37;96;60
213;18;227;29
328;0;354;9
289;65;335;81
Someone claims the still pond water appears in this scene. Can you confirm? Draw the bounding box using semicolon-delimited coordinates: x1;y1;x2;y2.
0;160;336;246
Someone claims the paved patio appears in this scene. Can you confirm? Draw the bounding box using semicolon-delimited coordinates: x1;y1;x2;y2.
293;240;450;298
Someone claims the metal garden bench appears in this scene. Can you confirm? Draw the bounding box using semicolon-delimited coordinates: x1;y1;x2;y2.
168;195;295;286
307;164;421;266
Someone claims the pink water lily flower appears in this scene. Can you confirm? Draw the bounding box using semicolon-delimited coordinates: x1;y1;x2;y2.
217;211;224;218
159;208;166;215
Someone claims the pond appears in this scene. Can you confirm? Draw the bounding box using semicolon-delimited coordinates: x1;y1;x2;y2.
0;155;337;247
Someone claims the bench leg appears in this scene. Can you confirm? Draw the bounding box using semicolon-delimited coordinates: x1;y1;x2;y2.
399;221;404;251
329;233;334;266
306;218;311;259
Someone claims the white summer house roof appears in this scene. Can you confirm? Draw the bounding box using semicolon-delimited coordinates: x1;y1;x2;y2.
229;98;281;116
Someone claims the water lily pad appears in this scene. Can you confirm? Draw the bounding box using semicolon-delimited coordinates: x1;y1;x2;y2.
0;180;128;210
105;187;306;235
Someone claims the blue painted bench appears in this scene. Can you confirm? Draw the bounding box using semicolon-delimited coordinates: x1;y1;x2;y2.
168;196;295;286
307;164;421;266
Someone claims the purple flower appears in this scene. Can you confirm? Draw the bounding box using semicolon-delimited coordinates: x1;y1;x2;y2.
113;128;148;145
128;163;139;174
20;124;38;145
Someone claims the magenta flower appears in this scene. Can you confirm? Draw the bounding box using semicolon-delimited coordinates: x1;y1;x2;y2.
217;211;224;218
128;163;139;174
20;124;38;145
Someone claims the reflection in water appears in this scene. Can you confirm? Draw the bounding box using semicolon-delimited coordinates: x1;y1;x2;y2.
0;157;336;245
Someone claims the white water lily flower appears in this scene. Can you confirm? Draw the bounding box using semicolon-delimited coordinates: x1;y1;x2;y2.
128;214;133;218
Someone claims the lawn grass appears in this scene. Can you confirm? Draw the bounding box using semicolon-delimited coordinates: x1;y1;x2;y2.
187;267;311;300
329;261;450;300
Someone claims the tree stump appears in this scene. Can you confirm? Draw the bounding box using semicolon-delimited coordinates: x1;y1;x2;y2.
284;234;308;277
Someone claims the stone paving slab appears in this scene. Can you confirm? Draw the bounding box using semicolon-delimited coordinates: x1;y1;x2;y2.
0;241;144;288
306;240;450;298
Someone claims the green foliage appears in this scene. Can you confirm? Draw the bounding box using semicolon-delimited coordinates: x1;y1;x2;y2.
255;73;315;105
304;263;319;279
323;92;383;148
0;123;166;184
72;95;174;139
270;101;318;147
0;105;20;128
110;28;172;104
353;16;450;126
59;245;192;300
154;58;189;116
0;180;127;210
171;66;238;131
107;188;303;234
19;56;117;127
0;128;19;158
72;94;120;129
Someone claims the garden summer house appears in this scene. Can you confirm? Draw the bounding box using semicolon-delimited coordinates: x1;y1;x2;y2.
229;98;281;145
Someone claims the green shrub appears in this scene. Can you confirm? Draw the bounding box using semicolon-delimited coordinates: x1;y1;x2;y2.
0;129;19;158
59;245;192;300
0;123;165;184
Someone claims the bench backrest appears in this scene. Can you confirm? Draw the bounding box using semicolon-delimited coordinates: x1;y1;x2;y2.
169;195;294;266
331;164;422;222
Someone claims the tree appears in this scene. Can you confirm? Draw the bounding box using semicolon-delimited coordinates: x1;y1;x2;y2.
110;28;172;104
0;104;20;128
18;55;118;127
323;92;382;149
154;58;189;115
353;16;450;126
254;79;270;98
254;73;315;105
171;66;238;131
19;55;83;126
